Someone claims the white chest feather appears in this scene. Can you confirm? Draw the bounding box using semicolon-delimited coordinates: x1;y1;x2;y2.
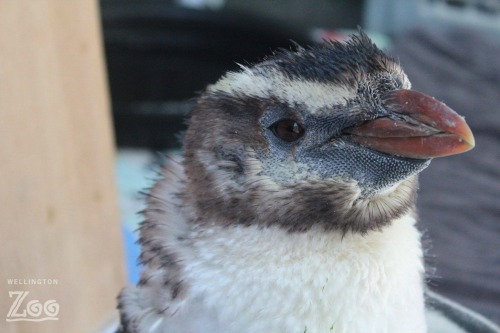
160;214;426;333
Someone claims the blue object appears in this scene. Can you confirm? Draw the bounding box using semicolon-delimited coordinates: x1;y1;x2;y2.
123;225;141;284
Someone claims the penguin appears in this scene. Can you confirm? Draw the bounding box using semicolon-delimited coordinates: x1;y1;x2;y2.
117;32;475;333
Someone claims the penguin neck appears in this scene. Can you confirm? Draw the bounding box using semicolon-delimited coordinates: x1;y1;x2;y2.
146;162;427;332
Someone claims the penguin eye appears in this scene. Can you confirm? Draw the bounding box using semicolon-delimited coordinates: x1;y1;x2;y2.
270;119;305;143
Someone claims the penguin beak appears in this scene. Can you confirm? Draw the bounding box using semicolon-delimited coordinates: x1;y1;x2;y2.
345;90;475;159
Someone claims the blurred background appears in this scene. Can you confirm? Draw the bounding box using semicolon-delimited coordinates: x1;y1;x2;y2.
1;0;499;332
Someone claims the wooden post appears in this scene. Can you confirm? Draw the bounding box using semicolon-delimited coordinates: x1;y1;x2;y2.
0;1;125;332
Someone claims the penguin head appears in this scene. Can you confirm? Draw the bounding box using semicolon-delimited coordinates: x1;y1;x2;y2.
182;33;474;233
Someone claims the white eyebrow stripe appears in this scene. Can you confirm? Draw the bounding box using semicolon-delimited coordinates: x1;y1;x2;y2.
208;68;356;113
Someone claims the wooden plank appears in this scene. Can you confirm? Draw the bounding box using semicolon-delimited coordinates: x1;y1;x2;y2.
0;1;125;332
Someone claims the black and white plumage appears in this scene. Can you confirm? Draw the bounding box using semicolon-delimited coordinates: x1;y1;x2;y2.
117;33;475;333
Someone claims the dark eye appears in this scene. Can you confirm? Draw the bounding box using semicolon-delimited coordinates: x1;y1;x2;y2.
270;119;305;143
